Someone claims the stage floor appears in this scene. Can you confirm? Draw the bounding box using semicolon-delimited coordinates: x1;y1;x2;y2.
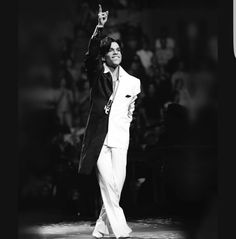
18;215;187;239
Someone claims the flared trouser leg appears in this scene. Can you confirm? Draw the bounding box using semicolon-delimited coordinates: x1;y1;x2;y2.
92;145;132;238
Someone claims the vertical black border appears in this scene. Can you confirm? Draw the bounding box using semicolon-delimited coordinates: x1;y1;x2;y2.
219;0;236;238
1;1;17;239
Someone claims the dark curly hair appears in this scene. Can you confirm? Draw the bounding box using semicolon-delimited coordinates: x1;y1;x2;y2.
100;36;123;57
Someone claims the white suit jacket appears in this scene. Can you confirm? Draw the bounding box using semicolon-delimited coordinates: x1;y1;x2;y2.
104;64;141;149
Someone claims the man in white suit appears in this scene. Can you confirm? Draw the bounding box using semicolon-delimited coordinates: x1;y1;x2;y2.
78;5;141;238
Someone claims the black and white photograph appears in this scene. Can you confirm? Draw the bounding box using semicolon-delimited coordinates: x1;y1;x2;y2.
18;0;218;238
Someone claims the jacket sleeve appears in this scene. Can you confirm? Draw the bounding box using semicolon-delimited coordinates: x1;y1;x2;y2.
84;25;104;87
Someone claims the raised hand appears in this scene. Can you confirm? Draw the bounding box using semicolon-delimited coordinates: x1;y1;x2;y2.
97;4;108;27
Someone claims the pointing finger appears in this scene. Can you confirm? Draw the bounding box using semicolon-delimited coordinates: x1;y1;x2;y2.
98;4;102;13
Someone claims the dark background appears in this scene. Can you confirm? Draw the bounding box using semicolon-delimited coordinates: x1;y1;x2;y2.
17;0;219;238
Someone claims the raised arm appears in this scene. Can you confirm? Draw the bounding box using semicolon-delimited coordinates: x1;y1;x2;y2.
84;5;109;86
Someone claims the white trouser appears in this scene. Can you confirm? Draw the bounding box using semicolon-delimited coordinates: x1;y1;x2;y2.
92;145;132;238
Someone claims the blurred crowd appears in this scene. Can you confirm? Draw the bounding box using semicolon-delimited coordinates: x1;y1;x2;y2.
18;1;217;217
48;2;217;152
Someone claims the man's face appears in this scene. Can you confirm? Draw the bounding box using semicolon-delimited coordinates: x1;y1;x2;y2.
104;42;122;68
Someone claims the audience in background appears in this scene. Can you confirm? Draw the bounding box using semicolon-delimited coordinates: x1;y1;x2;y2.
139;83;161;128
127;55;146;83
50;3;217;170
136;35;154;76
106;18;122;40
19;2;217;221
74;77;90;129
54;76;74;131
154;26;175;67
170;60;188;89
